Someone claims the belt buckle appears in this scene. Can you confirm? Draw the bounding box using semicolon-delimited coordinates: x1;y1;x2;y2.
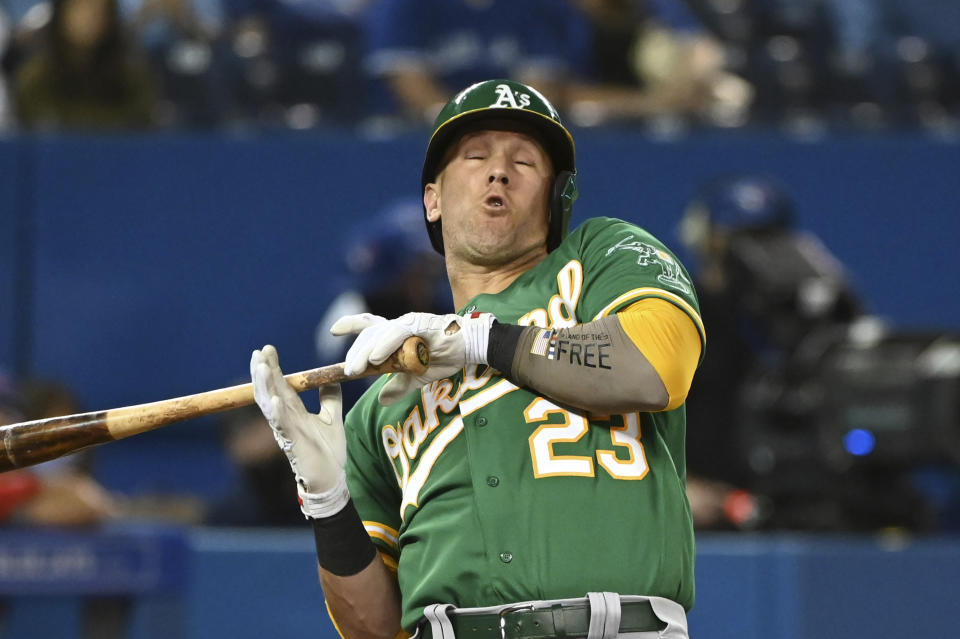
498;604;535;639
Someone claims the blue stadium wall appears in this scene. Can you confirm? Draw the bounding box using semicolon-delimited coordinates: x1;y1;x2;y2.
2;131;957;410
1;130;958;496
0;131;959;638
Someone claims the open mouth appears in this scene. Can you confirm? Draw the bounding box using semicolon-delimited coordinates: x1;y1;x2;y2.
485;195;505;208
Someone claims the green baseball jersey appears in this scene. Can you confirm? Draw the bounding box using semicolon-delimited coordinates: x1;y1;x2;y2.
344;217;705;631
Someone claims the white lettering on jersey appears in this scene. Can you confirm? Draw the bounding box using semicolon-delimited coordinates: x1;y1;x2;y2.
401;408;428;460
421;378;460;435
400;416;464;519
459;378;520;416
604;235;692;294
383;365;501;493
381;423;410;489
519;260;583;328
381;258;588;502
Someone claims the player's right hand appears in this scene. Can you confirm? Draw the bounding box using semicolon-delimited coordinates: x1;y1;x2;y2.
331;311;495;405
250;345;349;519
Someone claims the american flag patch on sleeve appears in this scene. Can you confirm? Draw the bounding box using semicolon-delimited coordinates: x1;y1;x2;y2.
530;329;558;358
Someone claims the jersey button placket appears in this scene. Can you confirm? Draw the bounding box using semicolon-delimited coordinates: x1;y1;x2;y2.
476;416;488;427
499;551;513;563
486;475;499;487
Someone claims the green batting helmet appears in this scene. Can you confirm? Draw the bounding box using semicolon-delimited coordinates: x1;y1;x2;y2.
421;79;578;255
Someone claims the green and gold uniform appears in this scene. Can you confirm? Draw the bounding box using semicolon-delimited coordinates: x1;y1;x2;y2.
344;217;705;632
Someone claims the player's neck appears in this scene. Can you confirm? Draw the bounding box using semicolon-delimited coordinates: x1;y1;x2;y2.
447;249;547;310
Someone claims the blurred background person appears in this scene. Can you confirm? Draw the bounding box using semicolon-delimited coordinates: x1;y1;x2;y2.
565;0;754;128
119;0;228;127
0;6;13;129
675;175;817;528
204;401;303;527
207;198;449;526
363;0;753;129
0;372;131;639
315;197;450;411
677;173;865;529
850;0;960;129
0;373;118;527
675;173;958;533
217;0;368;128
362;0;586;126
0;375;43;524
13;0;157;130
685;0;960;131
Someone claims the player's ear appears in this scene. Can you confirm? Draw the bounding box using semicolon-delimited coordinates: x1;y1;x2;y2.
424;183;441;222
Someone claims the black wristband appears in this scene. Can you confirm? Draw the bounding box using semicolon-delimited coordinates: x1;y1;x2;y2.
487;320;526;379
310;499;378;576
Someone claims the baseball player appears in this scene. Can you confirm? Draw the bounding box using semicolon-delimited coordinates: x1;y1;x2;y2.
251;79;705;639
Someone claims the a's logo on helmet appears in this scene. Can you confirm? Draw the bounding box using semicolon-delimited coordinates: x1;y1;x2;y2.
490;84;531;110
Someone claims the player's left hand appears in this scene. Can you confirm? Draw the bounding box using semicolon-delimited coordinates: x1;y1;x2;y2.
250;345;349;518
331;312;495;404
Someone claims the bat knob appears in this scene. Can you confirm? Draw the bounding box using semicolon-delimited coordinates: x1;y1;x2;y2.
399;337;429;376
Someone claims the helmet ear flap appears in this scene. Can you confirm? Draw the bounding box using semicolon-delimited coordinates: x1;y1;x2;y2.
547;170;578;252
426;217;445;255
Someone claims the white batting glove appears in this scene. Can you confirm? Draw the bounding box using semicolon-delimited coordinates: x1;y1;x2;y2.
330;311;496;405
250;345;349;519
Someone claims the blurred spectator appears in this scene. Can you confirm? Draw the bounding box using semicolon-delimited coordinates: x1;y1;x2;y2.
675;174;955;532
362;0;591;125
0;6;13;129
119;0;228;127
0;2;49;110
207;199;448;526
682;0;836;127
686;0;960;130
0;373;129;639
674;175;805;528
0;374;117;527
0;375;40;521
566;0;754;127
867;0;960;128
219;0;367;128
204;402;302;526
678;174;861;480
121;0;221;49
13;0;158;130
315;197;451;410
363;0;752;128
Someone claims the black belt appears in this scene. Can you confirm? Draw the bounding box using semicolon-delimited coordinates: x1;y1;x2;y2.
419;601;666;639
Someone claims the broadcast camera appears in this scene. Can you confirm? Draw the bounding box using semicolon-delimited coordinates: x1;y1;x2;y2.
681;174;960;531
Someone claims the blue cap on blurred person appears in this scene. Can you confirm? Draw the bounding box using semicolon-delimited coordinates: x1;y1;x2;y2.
692;174;794;229
679;174;795;254
344;198;437;296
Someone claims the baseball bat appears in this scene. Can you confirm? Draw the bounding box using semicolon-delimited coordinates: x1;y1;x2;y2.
0;337;429;473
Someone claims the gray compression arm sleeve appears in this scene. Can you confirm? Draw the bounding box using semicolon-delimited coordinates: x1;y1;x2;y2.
486;316;668;414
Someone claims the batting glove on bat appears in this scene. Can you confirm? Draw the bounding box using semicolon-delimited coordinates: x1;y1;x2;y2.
331;311;496;405
250;344;348;519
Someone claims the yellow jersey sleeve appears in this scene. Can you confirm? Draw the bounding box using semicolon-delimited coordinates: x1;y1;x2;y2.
618;297;703;411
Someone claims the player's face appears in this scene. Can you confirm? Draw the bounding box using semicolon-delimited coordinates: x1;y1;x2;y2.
425;128;554;267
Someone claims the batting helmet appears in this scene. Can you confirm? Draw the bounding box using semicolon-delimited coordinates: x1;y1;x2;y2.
421;79;578;255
